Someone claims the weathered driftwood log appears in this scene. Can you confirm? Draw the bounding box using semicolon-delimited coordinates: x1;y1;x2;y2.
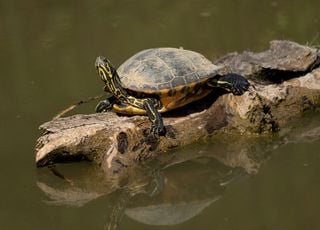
35;40;320;177
36;112;320;211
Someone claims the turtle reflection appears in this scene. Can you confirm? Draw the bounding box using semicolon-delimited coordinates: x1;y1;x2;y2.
36;157;247;229
121;158;245;227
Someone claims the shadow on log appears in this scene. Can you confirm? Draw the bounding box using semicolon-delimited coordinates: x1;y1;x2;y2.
35;40;320;179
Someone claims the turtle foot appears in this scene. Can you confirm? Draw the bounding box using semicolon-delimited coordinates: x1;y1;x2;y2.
220;73;250;95
95;99;113;113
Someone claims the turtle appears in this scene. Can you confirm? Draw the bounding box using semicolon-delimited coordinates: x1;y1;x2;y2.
95;48;250;136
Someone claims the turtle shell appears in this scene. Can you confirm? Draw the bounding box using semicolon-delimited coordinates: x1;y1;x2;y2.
115;48;224;113
117;48;223;93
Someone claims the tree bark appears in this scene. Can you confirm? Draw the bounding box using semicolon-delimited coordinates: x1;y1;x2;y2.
35;40;320;177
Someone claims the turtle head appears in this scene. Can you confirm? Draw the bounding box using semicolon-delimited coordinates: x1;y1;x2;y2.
95;56;128;98
95;56;116;84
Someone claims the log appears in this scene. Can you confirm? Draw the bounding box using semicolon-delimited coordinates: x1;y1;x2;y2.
36;111;320;216
35;40;320;178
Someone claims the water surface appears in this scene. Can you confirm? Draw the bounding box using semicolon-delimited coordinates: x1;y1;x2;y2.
1;0;320;229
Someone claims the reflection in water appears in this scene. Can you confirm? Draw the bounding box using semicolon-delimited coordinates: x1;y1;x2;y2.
37;182;102;207
36;112;320;229
122;159;241;227
37;156;247;229
36;163;109;207
37;137;265;228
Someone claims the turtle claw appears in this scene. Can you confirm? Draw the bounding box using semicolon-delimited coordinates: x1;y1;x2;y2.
232;81;250;95
231;78;250;95
220;73;250;95
95;99;113;113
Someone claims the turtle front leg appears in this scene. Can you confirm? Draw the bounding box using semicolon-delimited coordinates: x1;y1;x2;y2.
95;96;116;113
143;98;166;136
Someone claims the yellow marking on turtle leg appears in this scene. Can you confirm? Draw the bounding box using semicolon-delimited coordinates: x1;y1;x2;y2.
125;96;144;108
143;99;165;135
113;104;147;115
144;100;157;122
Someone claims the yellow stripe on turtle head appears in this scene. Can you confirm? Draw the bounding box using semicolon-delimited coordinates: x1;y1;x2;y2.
98;67;108;82
96;56;113;82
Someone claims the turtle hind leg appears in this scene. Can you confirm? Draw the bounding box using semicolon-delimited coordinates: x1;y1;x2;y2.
210;73;250;95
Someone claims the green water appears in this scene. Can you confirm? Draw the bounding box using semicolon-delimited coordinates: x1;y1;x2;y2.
1;0;320;229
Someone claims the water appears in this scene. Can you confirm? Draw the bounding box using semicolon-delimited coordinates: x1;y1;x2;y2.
1;0;320;229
